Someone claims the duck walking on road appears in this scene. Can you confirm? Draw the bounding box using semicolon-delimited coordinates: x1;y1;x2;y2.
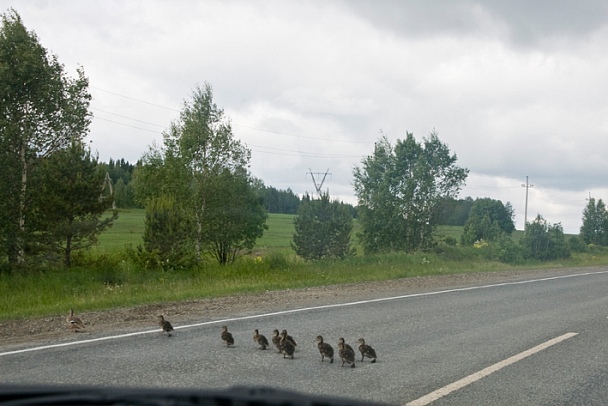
253;329;269;350
157;315;174;337
338;337;354;354
338;342;356;368
221;325;235;347
356;338;377;363
315;335;334;363
271;329;282;352
280;330;295;359
281;329;297;348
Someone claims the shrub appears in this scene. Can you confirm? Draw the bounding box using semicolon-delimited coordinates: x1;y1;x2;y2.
495;235;522;263
265;251;290;270
568;235;587;253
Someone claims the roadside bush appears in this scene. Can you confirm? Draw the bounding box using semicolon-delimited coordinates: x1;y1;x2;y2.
432;244;478;261
520;215;570;260
265;251;290;270
568;235;587;253
495;235;522;264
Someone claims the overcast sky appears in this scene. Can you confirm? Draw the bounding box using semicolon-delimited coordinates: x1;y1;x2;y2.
5;0;608;233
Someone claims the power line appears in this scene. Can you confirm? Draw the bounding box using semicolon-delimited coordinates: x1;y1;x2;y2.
91;86;374;146
93;117;362;159
232;123;371;144
91;107;166;128
91;86;180;112
94;117;164;134
247;143;363;159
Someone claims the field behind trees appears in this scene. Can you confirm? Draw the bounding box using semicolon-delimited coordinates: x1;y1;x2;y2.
2;210;608;321
96;210;520;255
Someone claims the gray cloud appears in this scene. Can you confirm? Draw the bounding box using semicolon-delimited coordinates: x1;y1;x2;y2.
342;0;608;47
7;0;608;233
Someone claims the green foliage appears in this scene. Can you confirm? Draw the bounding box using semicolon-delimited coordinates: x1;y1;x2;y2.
435;196;474;226
291;192;355;261
264;251;290;270
3;210;608;321
568;235;587;253
133;83;261;264
494;234;522;263
461;198;515;245
579;198;608;246
0;10;91;268
31;141;117;267
520;215;570;260
202;169;268;264
257;183;301;214
136;195;195;270
353;131;468;254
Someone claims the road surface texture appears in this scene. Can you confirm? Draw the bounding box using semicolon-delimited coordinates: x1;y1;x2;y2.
1;266;608;405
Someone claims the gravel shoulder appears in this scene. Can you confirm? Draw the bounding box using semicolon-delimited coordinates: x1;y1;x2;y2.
1;266;604;351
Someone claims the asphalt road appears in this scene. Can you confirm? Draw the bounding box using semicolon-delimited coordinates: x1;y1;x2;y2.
1;269;608;405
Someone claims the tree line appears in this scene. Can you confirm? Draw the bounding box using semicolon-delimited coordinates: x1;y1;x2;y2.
95;159;312;216
2;9;605;273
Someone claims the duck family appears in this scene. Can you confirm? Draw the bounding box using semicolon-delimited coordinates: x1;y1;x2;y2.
66;309;378;367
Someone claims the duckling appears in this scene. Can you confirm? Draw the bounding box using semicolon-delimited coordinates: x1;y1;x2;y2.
271;329;282;352
337;342;356;368
281;329;297;348
221;325;234;347
66;309;85;331
157;315;174;337
356;338;377;363
338;337;354;354
279;330;295;359
315;335;334;363
253;329;269;350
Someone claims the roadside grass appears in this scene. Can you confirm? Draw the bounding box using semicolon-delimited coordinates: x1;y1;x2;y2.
2;210;607;321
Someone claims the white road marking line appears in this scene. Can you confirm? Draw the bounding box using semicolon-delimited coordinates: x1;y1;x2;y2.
1;270;604;357
405;332;579;406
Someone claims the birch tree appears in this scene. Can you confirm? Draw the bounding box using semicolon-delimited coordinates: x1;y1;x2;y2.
353;131;468;253
135;83;264;264
0;10;91;266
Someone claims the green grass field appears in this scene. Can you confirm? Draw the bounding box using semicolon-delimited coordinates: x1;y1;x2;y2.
94;209;146;252
97;210;522;253
2;210;606;321
96;210;297;253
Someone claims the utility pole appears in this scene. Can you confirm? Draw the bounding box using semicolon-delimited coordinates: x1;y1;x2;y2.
521;176;533;232
307;168;331;197
101;172;116;210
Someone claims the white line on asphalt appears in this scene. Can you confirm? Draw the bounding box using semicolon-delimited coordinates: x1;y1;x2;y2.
405;332;579;406
1;270;604;357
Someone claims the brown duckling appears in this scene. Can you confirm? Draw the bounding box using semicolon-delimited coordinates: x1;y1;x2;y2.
253;329;269;350
280;330;295;359
66;308;85;331
157;315;174;337
271;329;282;352
281;329;297;347
338;337;354;354
356;338;377;363
337;342;356;368
221;325;235;347
315;335;334;363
